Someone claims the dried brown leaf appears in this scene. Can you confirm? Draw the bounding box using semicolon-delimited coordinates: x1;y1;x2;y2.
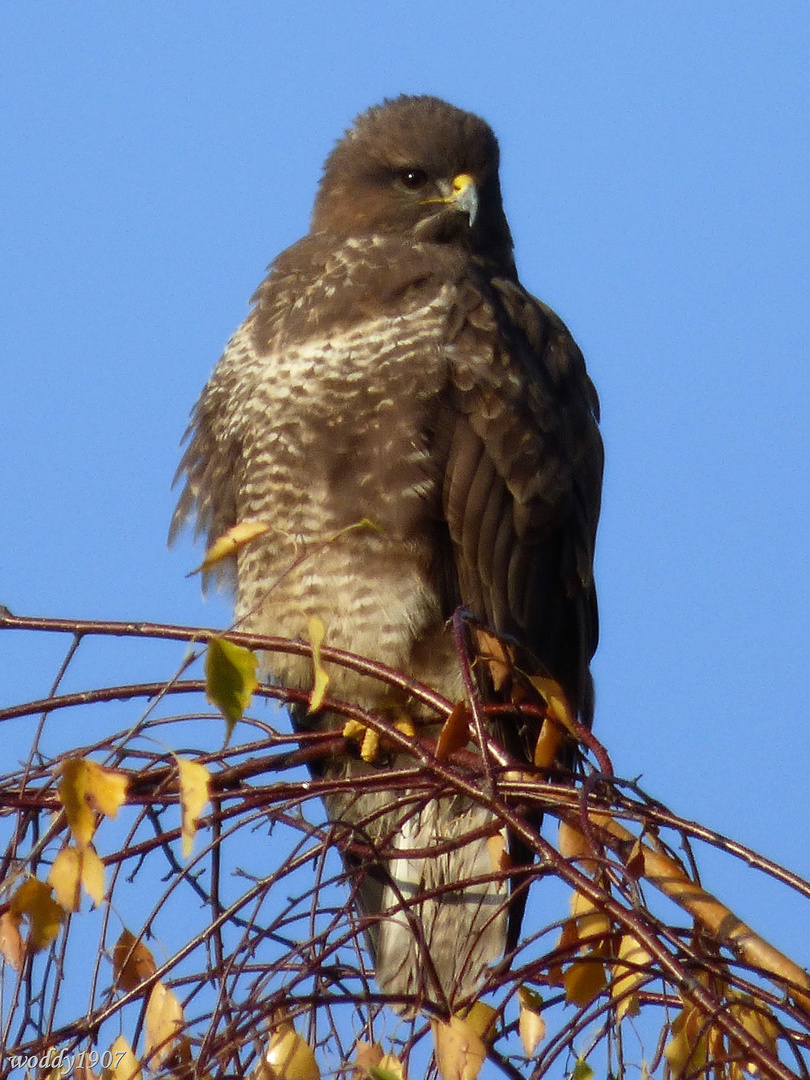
485;832;511;873
0;910;24;970
113;928;157;993
353;1041;383;1075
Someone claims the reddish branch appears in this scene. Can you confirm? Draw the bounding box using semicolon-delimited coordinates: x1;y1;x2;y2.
1;612;809;1080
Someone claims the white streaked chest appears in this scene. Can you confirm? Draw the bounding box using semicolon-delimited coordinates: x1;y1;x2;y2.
235;291;453;537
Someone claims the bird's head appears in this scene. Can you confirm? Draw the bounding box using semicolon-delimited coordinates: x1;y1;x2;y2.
311;95;516;274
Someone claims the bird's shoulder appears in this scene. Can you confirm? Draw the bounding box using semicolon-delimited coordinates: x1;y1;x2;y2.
246;231;468;350
438;270;602;513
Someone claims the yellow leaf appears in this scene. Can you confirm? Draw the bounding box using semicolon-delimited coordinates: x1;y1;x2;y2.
371;1058;407;1080
307;616;330;714
485;832;511;873
435;702;471;761
58;758;97;847
432;1015;488;1080
107;1035;141;1080
557;822;597;875
51;844;106;910
205;636;258;740
464;1002;498;1044
81;845;106;906
728;993;779;1072
664;1009;703;1079
144;981;184;1068
569;890;612;938
528;676;578;738
474;628;514;692
58;759;128;848
84;760;128;818
611;934;653;1020
664;1002;725;1080
517;987;546;1056
533;718;565;769
0;910;25;970
564;956;608;1007
193;521;271;574
176;757;211;858
10;878;65;951
49;846;82;911
113;928;158;993
262;1026;320;1080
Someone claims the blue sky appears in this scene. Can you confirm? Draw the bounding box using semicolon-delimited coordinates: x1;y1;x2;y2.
2;3;808;962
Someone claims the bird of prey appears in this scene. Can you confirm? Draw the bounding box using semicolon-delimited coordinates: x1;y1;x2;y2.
171;95;602;1009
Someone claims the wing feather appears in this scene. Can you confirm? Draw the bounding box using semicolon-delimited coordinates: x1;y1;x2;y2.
439;276;602;723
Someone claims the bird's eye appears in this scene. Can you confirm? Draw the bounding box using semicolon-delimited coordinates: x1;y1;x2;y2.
397;168;430;191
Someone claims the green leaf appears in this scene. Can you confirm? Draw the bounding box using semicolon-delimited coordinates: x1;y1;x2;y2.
570;1058;594;1080
369;1069;403;1080
205;637;258;742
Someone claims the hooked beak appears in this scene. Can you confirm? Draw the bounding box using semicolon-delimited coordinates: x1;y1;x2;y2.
429;173;479;226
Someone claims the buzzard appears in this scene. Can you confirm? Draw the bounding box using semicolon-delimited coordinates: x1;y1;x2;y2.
171;95;602;1009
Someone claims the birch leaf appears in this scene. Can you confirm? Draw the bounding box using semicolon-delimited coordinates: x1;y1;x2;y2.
205;637;258;741
564;956;608;1007
435;702;471;760
113;928;157;993
370;1058;407;1080
144;982;184;1068
432;1015;487;1080
106;1035;141;1080
528;675;578;737
307;616;330;714
177;757;211;858
58;759;128;848
10;878;65;951
571;1058;594;1080
517;987;546;1056
263;1026;320;1080
0;910;24;970
611;934;653;1020
49;846;82;911
193;521;271;574
533;717;565;768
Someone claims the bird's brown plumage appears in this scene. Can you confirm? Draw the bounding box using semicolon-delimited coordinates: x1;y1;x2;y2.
171;95;602;1009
